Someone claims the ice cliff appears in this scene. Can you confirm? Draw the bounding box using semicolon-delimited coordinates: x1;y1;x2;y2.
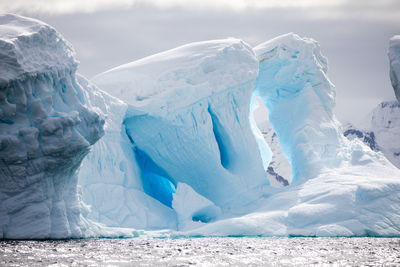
0;14;133;239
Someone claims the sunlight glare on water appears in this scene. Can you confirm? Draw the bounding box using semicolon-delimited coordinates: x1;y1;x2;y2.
1;237;400;266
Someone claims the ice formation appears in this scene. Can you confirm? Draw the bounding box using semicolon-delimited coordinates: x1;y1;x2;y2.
253;33;347;182
0;14;134;239
92;39;270;216
389;36;400;102
1;14;400;239
174;34;400;237
77;77;177;230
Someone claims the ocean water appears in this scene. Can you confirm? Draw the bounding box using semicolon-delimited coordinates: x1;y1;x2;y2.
1;237;399;266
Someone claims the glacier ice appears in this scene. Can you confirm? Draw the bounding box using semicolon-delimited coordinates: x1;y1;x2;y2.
0;14;135;239
92;39;270;215
389;35;400;102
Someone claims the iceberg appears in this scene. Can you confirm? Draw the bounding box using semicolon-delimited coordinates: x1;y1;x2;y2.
389;36;400;102
92;39;270;219
176;34;400;237
1;14;400;238
0;14;134;239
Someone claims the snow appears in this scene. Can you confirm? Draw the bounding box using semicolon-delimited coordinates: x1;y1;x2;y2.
92;39;270;214
0;14;135;239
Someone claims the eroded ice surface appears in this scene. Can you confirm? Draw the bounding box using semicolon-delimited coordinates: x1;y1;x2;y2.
0;14;134;239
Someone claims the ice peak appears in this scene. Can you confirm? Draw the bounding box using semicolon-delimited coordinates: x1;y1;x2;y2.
0;13;77;86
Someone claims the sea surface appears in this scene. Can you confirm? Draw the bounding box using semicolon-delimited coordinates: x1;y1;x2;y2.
1;237;400;266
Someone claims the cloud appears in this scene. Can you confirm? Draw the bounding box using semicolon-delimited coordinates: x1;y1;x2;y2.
1;0;398;17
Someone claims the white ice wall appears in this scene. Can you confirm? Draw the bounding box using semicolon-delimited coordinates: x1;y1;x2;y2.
0;14;106;239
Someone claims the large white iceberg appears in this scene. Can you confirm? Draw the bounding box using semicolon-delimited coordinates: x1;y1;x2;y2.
89;39;271;228
175;34;400;237
0;14;134;239
1;14;400;239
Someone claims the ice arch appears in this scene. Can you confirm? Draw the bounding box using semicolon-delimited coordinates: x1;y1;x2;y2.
253;33;347;183
93;39;270;212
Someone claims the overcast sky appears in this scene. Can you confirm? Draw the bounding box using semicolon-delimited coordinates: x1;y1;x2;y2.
1;0;399;126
